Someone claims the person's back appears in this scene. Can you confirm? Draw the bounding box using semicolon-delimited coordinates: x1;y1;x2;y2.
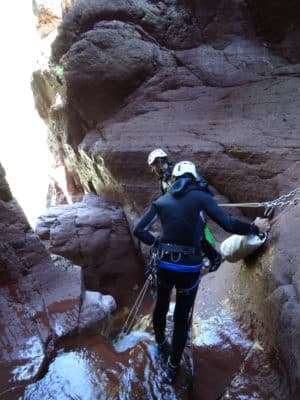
154;178;207;247
134;160;271;383
146;154;223;270
153;174;262;252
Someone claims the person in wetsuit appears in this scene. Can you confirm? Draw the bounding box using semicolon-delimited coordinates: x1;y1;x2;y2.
147;148;174;194
134;161;270;383
147;149;222;272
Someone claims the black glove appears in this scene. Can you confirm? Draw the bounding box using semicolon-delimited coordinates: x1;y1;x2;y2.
209;254;222;272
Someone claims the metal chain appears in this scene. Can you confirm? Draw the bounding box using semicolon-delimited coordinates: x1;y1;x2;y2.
261;187;300;209
219;187;300;209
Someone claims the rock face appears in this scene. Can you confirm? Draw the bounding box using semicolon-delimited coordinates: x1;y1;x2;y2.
28;0;300;397
268;205;300;394
32;0;300;212
0;164;116;393
36;193;146;307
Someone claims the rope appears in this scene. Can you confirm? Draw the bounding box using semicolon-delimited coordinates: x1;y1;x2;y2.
120;279;150;336
119;249;158;336
187;304;195;377
219;187;300;209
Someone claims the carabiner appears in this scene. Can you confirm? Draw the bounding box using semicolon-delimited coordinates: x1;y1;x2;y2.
170;251;181;263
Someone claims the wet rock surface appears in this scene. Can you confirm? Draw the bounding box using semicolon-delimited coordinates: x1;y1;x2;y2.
0;165;116;397
193;264;290;399
1;0;300;398
20;330;193;400
3;262;291;400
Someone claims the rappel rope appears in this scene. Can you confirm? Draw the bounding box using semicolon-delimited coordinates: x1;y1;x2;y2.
186;304;195;377
119;249;158;337
120;279;150;336
218;187;300;210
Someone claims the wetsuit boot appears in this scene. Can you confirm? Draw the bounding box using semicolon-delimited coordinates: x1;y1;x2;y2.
166;356;179;383
157;339;171;362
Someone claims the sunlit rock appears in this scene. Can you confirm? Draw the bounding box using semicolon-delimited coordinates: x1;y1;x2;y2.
33;0;75;38
79;290;116;333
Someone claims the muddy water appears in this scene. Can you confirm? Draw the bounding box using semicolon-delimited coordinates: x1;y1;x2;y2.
3;263;290;400
20;307;193;400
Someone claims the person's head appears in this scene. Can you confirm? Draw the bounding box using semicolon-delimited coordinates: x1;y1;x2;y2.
172;161;198;181
147;148;169;177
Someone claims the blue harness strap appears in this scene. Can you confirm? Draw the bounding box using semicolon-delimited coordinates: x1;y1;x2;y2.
177;276;201;296
158;260;202;273
157;261;202;295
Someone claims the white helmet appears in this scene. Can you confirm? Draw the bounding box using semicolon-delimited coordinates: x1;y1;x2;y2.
172;161;198;179
147;148;168;166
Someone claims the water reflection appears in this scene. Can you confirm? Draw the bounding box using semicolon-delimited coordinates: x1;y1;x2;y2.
19;298;288;400
11;337;44;382
192;302;289;400
193;308;252;349
24;349;104;400
22;330;192;400
113;331;153;353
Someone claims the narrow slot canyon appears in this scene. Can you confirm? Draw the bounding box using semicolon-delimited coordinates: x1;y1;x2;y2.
0;1;299;399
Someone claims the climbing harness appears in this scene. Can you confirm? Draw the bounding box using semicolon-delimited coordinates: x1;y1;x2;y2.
219;187;300;210
158;243;201;263
119;247;158;336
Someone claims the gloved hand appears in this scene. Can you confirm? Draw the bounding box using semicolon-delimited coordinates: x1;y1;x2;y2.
254;217;271;234
209;253;222;272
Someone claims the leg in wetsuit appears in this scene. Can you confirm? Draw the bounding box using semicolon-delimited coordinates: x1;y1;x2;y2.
153;268;199;366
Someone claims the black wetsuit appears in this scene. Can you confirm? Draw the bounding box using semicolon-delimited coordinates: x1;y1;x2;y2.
160;166;221;270
134;177;259;366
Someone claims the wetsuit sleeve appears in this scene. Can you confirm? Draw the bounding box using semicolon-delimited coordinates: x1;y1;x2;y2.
201;194;259;235
133;204;159;245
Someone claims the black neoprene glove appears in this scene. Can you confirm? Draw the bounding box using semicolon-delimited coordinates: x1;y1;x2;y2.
209;253;222;272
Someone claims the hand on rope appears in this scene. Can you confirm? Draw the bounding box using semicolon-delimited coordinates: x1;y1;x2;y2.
253;217;271;234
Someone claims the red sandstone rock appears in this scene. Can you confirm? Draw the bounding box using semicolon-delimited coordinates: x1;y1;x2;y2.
5;0;300;397
35;193;146;307
0;168;116;392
